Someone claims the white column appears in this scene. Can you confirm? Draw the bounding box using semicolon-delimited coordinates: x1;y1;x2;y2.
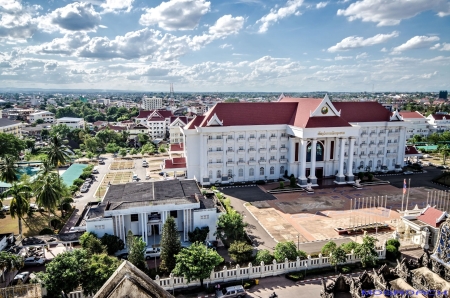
336;138;346;183
309;139;317;183
183;209;187;242
299;138;308;185
397;127;406;167
141;213;145;242
347;137;355;181
289;137;295;174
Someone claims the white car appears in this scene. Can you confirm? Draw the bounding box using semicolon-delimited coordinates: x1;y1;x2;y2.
145;247;161;259
80;186;89;193
24;257;45;266
11;272;30;285
1;205;10;212
404;171;414;175
142;161;148;167
29;204;43;211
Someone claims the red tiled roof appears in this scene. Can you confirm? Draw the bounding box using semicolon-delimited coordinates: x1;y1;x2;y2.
93;121;108;126
170;116;189;124
164;157;186;169
333;102;392;122
417;207;446;228
170;143;184;151
137;110;174;118
430;114;449;120
399;111;425;119
405;145;420;155
305;116;352;128
98;124;127;131
186;116;205;129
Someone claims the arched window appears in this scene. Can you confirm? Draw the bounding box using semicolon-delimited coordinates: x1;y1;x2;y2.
386;159;390;167
249;168;254;176
306;141;325;162
270;167;274;175
260;167;264;175
280;166;285;175
238;168;243;177
360;161;364;168
228;169;233;177
208;170;212;179
344;162;347;171
216;170;221;178
368;160;373;168
377;160;381;167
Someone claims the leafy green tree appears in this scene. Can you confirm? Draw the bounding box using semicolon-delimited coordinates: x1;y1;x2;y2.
274;241;298;262
0;155;19;183
25;138;36;150
172;242;223;287
105;143;120;154
49;124;71;139
96;128;120;147
159;145;167;153
329;246;347;273
140;143;155;155
79;232;106;255
216;210;247;246
129;148;138;155
84;137;98;153
1;183;31;238
0;251;24;284
188;227;210;243
0;133;25;158
119;148;127;158
138;133;150;145
228;241;254;263
354;235;378;267
42;135;71;179
440;145;450;165
340;241;360;253
321;241;337;256
80;253;120;296
34;173;62;226
126;230;146;270
386;239;400;250
255;249;274;264
100;233;125;255
160;217;182;272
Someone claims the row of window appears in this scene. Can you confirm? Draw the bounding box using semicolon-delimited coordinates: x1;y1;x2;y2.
208;133;287;140
209;166;286;178
209;145;287;152
209;156;287;163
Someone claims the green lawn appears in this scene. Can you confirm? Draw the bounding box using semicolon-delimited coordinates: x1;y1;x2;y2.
0;210;64;237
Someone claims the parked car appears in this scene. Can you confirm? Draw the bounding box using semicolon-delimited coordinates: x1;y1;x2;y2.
1;205;10;213
85;178;92;183
11;272;30;285
116;253;128;260
80;186;89;193
29;204;44;211
216;285;246;298
98;160;105;165
24;257;45;266
159;172;165;176
403;171;414;175
205;240;218;250
142;161;148;167
92;169;99;174
145;247;161;259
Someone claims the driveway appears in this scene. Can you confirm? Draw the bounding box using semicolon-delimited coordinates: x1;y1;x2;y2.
376;166;447;190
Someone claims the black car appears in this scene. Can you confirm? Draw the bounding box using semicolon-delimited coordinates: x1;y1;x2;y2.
159;172;165;176
117;253;128;260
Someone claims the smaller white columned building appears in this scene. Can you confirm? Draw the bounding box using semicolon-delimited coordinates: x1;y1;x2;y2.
56;117;85;130
85;180;224;246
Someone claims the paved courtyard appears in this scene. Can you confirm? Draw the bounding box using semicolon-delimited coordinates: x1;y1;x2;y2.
222;182;447;244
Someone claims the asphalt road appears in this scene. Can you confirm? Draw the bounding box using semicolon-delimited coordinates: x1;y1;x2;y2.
375;166;448;190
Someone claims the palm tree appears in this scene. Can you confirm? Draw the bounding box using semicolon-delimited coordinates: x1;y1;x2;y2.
34;173;61;226
37;158;55;178
0;251;24;284
0;155;19;183
439;145;450;165
42;135;71;179
1;183;31;239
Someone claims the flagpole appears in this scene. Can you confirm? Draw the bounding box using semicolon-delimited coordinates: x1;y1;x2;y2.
406;178;411;211
401;179;405;212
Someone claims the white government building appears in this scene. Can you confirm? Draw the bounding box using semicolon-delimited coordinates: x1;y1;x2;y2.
164;95;412;186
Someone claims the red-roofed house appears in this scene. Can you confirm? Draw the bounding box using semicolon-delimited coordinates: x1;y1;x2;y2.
135;110;174;139
173;95;410;186
398;111;429;140
402;205;448;249
427;113;450;133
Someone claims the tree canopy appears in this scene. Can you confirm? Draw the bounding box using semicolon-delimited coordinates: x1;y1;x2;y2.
354;235;378;267
160;217;181;272
0;133;25;158
216;209;247;246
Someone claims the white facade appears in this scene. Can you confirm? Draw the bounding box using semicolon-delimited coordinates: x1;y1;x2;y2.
136;110;174;139
427;113;450;133
169;117;189;144
141;96;163;110
179;96;410;186
56;117;85;130
28;111;55;123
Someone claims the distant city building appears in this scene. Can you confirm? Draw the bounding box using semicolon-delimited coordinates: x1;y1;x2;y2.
135;110;174;139
0;118;22;137
141;96;163;110
28;111;55;123
426;113;450;133
97;98;111;106
398;111;429;139
439;90;448;100
56;117;85;130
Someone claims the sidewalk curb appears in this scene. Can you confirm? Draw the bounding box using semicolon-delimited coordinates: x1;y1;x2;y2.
243;203;279;244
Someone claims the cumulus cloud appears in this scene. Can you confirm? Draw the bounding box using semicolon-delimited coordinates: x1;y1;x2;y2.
316;2;328;9
101;0;134;14
356;52;368;59
430;42;450;51
328;31;399;52
44;61;58;71
219;43;233;49
38;2;101;33
0;0;40;41
256;0;303;33
26;32;90;55
335;55;352;60
392;35;440;53
337;0;450;26
139;0;210;31
209;15;244;37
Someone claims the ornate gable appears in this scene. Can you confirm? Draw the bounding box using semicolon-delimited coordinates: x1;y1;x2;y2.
390;110;403;121
206;113;223;126
310;94;341;117
170;117;187;127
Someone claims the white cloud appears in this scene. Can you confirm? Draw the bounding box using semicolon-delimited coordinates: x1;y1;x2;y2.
381;47;387;52
208;15;244;37
0;0;40;41
139;0;210;31
328;31;398;52
256;0;303;33
38;2;101;33
101;0;134;14
99;25;108;29
392;35;440;53
26;32;90;55
430;43;441;50
219;43;233;49
316;2;328;9
335;55;352;60
44;61;58;71
430;42;450;51
420;71;437;78
337;0;450;26
356;52;368;59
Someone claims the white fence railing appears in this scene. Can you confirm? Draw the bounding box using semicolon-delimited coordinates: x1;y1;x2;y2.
154;247;386;290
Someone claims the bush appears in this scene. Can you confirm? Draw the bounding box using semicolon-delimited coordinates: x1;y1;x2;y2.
285;272;304;281
340;241;359;253
188;227;210;243
39;227;54;235
274;241;298;262
100;234;125;255
357;172;364;180
368;173;374;182
229;241;254;264
255;249;273;264
290;176;296;187
341;266;351;273
80;172;91;179
69;185;79;194
73;178;85;187
386;245;400;261
297;250;307;260
50;219;62;230
386;239;400;249
279;181;284;189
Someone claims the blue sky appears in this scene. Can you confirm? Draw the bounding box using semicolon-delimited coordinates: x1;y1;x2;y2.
0;0;449;92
